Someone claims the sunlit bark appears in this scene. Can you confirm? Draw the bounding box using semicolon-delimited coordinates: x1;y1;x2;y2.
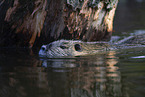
0;0;118;48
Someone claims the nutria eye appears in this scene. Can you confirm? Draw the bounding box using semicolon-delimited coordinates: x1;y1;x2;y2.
60;46;68;49
74;44;82;51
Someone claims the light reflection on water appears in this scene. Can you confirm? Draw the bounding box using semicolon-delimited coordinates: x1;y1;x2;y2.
0;48;145;97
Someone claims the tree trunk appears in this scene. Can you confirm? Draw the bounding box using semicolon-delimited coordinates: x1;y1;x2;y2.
0;0;118;48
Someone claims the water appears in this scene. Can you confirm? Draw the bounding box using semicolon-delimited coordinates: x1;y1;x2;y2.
113;0;145;34
0;47;145;97
0;0;145;97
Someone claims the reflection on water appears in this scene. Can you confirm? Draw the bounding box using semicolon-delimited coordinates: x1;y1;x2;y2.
40;51;121;97
0;48;145;97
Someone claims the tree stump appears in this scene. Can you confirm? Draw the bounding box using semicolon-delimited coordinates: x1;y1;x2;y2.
0;0;118;48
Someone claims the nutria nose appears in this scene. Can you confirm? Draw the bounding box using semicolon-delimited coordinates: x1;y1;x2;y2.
42;47;45;51
41;45;46;51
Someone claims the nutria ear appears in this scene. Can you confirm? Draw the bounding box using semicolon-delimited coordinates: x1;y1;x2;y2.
74;44;82;52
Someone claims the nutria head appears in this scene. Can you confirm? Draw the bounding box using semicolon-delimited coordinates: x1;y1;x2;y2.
39;40;110;58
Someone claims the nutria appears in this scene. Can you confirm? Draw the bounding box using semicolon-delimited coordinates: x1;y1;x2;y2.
39;34;145;58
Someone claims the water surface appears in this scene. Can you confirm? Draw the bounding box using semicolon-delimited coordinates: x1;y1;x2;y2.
0;47;145;97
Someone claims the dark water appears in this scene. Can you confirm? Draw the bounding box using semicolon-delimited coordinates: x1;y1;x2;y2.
0;47;145;97
1;0;145;97
113;0;145;34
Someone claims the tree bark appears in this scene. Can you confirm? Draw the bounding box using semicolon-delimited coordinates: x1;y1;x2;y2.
0;0;118;48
